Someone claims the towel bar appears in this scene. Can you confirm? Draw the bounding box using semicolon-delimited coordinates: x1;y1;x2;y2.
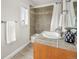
1;20;18;23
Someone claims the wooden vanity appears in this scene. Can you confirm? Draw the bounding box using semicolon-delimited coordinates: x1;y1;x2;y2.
33;43;76;59
32;35;77;59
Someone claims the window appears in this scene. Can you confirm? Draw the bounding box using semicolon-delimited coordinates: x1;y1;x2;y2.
20;7;29;25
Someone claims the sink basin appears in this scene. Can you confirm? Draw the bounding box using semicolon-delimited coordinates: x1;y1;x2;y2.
40;31;61;39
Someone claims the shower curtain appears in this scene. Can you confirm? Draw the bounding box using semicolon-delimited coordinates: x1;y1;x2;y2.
50;3;61;31
63;1;76;28
50;0;76;32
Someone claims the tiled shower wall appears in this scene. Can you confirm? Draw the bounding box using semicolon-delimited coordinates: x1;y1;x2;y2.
30;9;36;35
30;6;53;35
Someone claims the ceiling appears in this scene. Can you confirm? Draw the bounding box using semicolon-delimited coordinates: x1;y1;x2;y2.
29;0;61;6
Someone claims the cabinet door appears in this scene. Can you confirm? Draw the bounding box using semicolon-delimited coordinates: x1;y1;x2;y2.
33;43;76;59
33;43;49;59
33;43;58;59
56;48;77;59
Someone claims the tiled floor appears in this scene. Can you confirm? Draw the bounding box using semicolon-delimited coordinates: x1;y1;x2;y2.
11;44;33;59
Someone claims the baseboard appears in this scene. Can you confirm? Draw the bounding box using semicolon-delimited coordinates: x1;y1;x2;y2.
4;42;30;59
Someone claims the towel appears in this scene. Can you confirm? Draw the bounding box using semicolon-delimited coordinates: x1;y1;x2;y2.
6;21;16;44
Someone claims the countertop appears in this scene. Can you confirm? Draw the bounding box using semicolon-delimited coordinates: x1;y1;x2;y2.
31;35;77;52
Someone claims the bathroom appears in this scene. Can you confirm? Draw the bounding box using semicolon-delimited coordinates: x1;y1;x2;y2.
1;0;77;59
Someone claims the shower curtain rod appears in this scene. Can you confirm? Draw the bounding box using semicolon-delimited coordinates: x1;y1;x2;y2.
31;2;62;9
31;3;55;9
1;20;17;23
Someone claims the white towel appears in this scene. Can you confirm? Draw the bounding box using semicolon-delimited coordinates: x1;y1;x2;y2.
6;21;16;44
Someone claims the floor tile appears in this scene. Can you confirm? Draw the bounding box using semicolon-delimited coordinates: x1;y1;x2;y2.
11;44;33;59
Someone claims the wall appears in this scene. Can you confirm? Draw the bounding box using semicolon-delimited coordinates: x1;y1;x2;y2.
30;6;53;34
1;0;30;59
35;6;53;33
30;9;36;35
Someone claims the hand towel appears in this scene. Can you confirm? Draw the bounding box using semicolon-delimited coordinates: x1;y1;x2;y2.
6;21;16;44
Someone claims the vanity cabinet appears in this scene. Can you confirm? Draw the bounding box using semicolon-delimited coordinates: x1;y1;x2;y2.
33;43;76;59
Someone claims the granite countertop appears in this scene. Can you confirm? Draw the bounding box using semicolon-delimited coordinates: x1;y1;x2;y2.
31;35;77;52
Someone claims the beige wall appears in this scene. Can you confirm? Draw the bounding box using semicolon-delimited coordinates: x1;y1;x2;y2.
30;9;36;35
1;0;30;59
30;6;53;34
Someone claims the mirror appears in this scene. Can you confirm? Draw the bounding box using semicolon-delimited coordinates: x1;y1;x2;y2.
73;2;77;27
72;1;77;27
73;2;77;17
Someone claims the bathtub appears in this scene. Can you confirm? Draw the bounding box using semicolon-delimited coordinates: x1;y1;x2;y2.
40;31;61;39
